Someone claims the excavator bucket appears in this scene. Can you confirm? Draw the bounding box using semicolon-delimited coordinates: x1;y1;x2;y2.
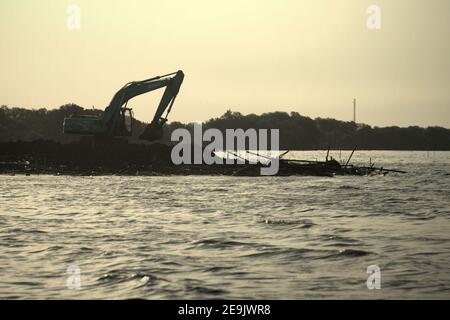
139;122;164;142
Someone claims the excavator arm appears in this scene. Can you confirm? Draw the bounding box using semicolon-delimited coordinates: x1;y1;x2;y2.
103;70;184;141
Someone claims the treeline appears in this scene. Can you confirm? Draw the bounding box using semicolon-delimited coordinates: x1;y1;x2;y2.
0;104;147;144
1;105;450;150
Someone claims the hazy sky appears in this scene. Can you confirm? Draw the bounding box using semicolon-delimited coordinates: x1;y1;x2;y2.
1;0;449;127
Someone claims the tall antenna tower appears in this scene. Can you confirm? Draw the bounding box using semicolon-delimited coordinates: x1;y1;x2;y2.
353;98;356;123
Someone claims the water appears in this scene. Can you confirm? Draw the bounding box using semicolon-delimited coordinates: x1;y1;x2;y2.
0;151;449;299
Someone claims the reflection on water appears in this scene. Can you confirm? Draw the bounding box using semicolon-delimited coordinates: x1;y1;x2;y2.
0;151;449;299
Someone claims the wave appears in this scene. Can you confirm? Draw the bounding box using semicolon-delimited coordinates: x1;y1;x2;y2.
262;219;315;228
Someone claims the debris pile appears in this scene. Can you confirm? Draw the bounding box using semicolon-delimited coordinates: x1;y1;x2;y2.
0;140;406;176
222;149;407;177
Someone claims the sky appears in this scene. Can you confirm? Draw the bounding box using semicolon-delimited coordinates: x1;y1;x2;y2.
0;0;449;127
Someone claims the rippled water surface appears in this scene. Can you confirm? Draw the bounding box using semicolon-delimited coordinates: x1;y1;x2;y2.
1;151;449;299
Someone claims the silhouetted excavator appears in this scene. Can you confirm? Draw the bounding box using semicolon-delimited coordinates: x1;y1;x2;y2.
63;70;184;142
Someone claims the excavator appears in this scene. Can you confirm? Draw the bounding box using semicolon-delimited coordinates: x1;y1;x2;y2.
63;70;184;142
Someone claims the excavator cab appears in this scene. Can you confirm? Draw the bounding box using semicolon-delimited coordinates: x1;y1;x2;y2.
119;107;134;136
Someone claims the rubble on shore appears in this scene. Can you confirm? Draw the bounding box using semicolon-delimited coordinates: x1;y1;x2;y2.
0;140;405;177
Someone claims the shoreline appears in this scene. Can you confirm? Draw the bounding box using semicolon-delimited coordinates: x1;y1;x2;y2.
0;140;413;177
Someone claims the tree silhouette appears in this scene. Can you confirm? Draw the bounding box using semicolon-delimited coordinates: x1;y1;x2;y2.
0;105;449;150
